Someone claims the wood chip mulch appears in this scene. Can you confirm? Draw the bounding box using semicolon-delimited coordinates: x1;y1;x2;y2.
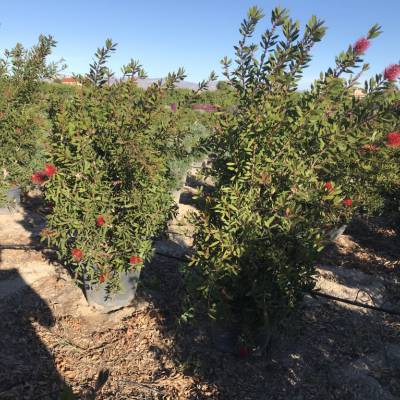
1;214;400;399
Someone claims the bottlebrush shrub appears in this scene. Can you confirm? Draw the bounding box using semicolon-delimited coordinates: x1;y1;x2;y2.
294;72;400;216
368;146;400;213
0;36;58;205
353;102;400;214
346;93;400;214
148;107;213;189
187;6;398;334
0;100;49;205
143;76;218;190
42;40;189;290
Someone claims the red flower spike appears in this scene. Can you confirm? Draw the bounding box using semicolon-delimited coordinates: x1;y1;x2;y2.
99;274;106;284
96;215;105;226
238;345;251;359
129;256;143;266
43;163;57;177
324;182;333;191
343;198;353;207
353;38;370;55
31;172;46;185
386;132;400;147
72;248;83;262
384;64;400;82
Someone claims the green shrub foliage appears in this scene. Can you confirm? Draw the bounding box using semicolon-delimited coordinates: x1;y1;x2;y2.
0;36;57;205
42;40;217;290
188;6;400;334
42;41;186;288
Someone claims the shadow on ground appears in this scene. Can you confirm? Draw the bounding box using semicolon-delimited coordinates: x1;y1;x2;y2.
0;269;68;399
0;195;80;399
322;214;400;275
140;214;400;400
3;190;400;399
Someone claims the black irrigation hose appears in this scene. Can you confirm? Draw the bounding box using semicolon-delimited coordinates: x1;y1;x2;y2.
0;243;190;262
154;253;400;317
311;290;400;317
0;243;45;250
1;243;189;258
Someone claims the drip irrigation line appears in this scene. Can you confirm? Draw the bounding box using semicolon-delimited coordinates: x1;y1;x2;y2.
0;243;45;250
2;242;398;316
0;243;190;262
311;290;400;316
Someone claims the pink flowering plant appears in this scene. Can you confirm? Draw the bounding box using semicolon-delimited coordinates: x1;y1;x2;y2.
187;6;399;336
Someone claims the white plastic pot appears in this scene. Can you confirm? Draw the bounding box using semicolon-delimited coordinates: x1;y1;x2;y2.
0;186;22;214
83;268;141;312
327;224;347;241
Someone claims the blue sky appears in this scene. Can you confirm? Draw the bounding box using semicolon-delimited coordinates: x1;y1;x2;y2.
0;1;399;89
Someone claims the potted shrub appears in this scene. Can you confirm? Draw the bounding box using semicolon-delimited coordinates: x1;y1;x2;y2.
40;41;171;310
42;40;216;311
186;6;399;349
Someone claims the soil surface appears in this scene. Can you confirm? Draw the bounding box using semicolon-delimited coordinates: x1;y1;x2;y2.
0;175;399;399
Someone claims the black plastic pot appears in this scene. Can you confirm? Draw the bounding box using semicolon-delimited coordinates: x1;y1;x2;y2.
211;322;272;357
83;269;141;312
211;323;240;353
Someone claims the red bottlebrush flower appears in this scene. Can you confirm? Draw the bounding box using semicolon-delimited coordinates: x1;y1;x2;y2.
343;198;353;207
72;248;83;261
324;182;333;191
129;256;143;266
31;172;46;185
238;345;250;359
99;274;106;283
43;163;57;177
384;64;400;81
96;215;105;226
353;38;370;55
386;132;400;147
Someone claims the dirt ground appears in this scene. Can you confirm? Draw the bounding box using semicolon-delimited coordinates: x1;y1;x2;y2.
0;192;399;399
